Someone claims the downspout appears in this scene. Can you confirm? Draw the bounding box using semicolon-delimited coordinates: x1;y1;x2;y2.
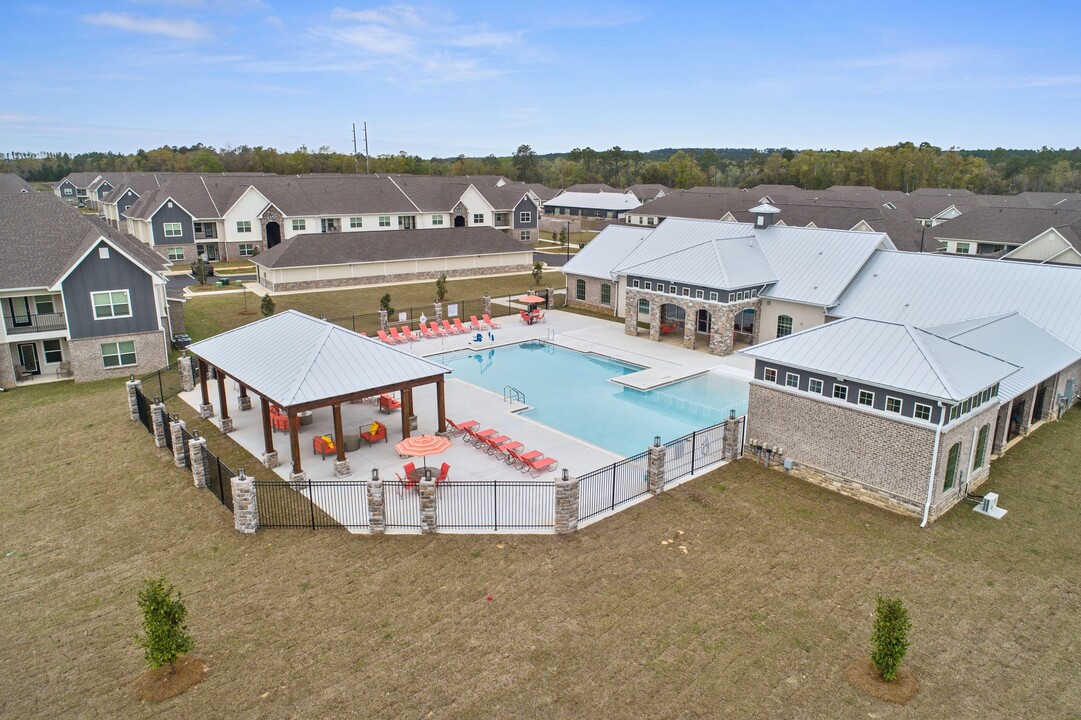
920;401;949;527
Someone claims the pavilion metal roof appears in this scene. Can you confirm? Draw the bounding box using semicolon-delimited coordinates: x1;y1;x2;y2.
620;235;777;289
561;225;652;280
544;191;642;211
187;310;449;407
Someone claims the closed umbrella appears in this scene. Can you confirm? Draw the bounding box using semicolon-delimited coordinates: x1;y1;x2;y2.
394;434;452;479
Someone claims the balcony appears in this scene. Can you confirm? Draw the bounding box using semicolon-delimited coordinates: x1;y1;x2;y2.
4;312;67;335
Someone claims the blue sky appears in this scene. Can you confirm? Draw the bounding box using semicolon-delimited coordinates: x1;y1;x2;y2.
2;1;1079;156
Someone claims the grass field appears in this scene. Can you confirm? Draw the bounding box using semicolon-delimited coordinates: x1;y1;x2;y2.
1;378;1079;719
184;271;567;341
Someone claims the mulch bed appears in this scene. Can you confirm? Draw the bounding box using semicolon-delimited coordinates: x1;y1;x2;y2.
135;655;207;702
844;657;918;705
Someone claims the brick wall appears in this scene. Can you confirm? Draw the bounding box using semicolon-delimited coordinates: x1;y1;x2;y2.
265;264;532;293
68;330;168;383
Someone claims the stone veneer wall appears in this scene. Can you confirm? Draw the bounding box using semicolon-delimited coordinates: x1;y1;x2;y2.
167;299;186;335
0;345;17;389
564;274;618;315
67;330;168;383
623;287;759;357
263;264;532;293
745;382;998;521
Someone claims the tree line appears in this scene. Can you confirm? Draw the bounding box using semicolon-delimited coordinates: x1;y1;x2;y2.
3;142;1080;194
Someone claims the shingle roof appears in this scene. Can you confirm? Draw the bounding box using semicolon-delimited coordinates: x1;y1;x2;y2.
253;226;529;269
566;183;618;193
0;174;33;193
742;317;1018;402
623;189;758;220
187;310;449;407
930;206;1081;245
544;191;641;212
561;225;652;280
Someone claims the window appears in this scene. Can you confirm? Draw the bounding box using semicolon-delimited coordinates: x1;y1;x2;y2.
777;315;793;337
473;213;484;224
292;219;306;231
974;424;990;469
695;290;704;299
521;230;531;241
681;288;690;297
91;290;131;319
600;283;612;306
709;292;718;301
163;222;182;238
955;242;971;254
101;340;136;368
236;221;252;233
642;281;651;290
981;388;991;404
520;211;532;223
43;339;62;364
858;390;874;406
728;293;735;302
808;378;823;394
647;217;655;225
379;216;391;227
750;289;758;297
98;247;110;259
944;442;962;490
885;396;903;414
349;216;363;228
64;187;73;196
914;403;932;421
962;398;972;414
34;295;54;315
785;372;799;388
669;285;676;294
167;247;185;261
833;384;848;401
631;279;640;289
575;279;586;301
638;299;649;315
763;368;778;383
991;383;999;397
431;215;443;226
950;404;961;421
238;243;255;257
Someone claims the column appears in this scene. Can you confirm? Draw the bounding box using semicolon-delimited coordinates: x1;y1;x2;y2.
332;403;350;478
126;377;142;421
648;299;661;342
188;434;209;489
647;441;666;495
436;378;447;434
150;400;168;449
379;309;389;332
367;470;385;535
288;408;305;487
217;372;233;433
554;470;580;534
1019;387;1038;434
482;293;492;318
992;402;1011;455
682;306;697;349
433;302;443;322
418;477;437;534
178;351;194;392
169;416;187;467
238;384;252;411
198;360;214;418
723;413;742;460
231;470;258;534
546;285;554;309
260;396;278;468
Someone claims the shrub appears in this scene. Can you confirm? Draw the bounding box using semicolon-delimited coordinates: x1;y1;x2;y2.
135;576;194;673
260;294;276;317
435;273;447;302
380;293;394;315
871;596;911;682
531;261;544;285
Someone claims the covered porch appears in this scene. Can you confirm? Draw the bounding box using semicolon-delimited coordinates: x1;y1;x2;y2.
624;287;760;356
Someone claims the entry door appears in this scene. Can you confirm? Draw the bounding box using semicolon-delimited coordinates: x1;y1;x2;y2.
696;309;710;333
17;343;39;374
7;297;31;327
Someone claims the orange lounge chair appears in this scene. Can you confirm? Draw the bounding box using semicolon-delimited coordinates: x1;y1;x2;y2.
453;318;468;333
495;440;523;458
400;325;420;342
379;394;402;414
388;327;406;343
481;434;510;455
377;329;396;344
429;321;448;336
469;315;484;331
506;447;543;468
521;455;558;476
442;319;463;335
435;462;450;484
420;323;437;339
270;413;293;433
471;428;497;447
448;419;478;437
482;313;501;329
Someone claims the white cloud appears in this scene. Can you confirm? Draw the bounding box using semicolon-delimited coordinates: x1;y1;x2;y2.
81;12;209;40
331;5;423;27
264;15;284;27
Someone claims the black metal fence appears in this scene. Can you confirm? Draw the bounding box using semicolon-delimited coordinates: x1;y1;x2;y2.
384;481;421;530
255;479;369;530
664;417;745;487
436;480;556;530
135;387;152;432
203;445;235;511
578;450;651;522
139;361;188;403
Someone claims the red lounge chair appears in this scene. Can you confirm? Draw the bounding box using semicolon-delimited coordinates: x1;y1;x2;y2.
505;446;542;468
313;435;336;460
521;455;558;476
377;329;395;344
453;318;468;333
469;315;484;331
420;323;437;339
482;313;501;329
471;428;497;447
396;462;418;489
482;434;510;455
449;419;478;437
495;440;523;459
389;327;406;343
360;420;387;445
270;413;292;433
429;321;448;336
519;310;533;325
401;325;420;342
379;394;402;414
442;319;463;335
435;462;450;484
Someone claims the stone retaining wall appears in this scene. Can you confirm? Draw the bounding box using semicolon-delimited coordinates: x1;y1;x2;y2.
263;264;533;293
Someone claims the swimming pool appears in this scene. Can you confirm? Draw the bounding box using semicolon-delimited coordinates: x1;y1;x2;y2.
435;342;749;457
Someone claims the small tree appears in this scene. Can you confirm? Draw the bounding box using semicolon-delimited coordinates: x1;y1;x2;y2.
260;293;276;317
135;576;194;674
435;273;447;302
558;227;569;246
531;261;544;286
192;258;209;286
871;596;911;682
380;293;394;315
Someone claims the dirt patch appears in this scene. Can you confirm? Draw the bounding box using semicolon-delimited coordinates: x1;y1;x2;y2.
844;656;918;705
135;655;207;702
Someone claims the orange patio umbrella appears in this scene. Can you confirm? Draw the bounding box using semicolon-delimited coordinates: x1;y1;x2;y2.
394;434;452;472
518;294;546;304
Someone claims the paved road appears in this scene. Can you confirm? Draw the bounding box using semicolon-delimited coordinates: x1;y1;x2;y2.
534;251;571;267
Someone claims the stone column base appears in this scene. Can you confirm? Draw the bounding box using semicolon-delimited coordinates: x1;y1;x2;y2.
647;445;666;494
289;472;307;490
409;414;418;431
334;459;351;478
368;474;385;534
238;395;252;411
220;416;234;433
262;450;279;469
199;403;215;419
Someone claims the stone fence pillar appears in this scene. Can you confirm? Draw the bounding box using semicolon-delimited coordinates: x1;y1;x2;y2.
482;293;491;318
379;310;389;332
188;435;209;489
723;413;742;460
433;302;443;322
126;377;142;421
367;470;385;534
179;352;194;392
170;416;187;467
231;470;258;534
150;401;168;449
546;285;555;309
418;477;437;534
554;470;579;534
647;440;666;494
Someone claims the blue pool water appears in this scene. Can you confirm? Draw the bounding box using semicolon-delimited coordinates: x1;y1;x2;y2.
436;342;749;457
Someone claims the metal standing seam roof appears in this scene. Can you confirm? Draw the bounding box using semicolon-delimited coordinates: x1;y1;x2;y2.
187;310;450;407
741;317;1019;402
928;313;1081;402
619;235;777;289
544;191;642;212
560;225;653;280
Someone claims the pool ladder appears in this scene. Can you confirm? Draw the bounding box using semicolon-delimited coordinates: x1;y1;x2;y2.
503;385;525;404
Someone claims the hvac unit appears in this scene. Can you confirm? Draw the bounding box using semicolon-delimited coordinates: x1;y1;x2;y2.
973;492;1008;519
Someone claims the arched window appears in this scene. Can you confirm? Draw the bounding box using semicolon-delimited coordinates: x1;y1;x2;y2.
575;278;586;301
600;283;612;306
973;424;990;469
638;298;650;315
944;442;962;491
777;315;793;337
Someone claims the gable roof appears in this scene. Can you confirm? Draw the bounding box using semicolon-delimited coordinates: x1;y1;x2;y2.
619;231;776;290
544;191;641;212
561;225;653;280
0;174;33;193
742;317;1018;402
187;310;449;407
931;206;1081;246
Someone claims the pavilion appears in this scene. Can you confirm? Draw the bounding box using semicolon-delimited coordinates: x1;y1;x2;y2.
186;310;450;480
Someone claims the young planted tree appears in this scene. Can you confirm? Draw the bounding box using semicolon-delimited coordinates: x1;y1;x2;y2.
531;261;544;286
380;292;394;315
135;576;194;674
192;258;209;286
435;273;447;302
871;596;912;682
260;293;276;317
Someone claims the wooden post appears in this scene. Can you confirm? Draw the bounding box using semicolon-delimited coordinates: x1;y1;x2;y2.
239;384;249;400
436;378;447;434
261;396;274;454
333;404;346;462
216;371;229;419
401;387;412;440
288;408;302;474
199;359;210;406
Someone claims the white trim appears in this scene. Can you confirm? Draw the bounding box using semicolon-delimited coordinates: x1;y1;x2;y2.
49;236;166;291
763;367;778;383
832;383;848;401
914;402;933;421
857;389;875;406
785;371;799;388
91;289;132;320
808;377;823;395
884;395;904;414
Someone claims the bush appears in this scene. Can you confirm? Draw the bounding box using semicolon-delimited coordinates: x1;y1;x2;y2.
531;261;544;285
871;596;911;682
260;294;276;317
135;576;194;673
435;273;447;302
380;293;394;315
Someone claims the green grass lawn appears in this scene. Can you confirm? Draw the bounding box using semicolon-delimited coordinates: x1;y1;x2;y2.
184;271;567;341
2;377;1080;718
